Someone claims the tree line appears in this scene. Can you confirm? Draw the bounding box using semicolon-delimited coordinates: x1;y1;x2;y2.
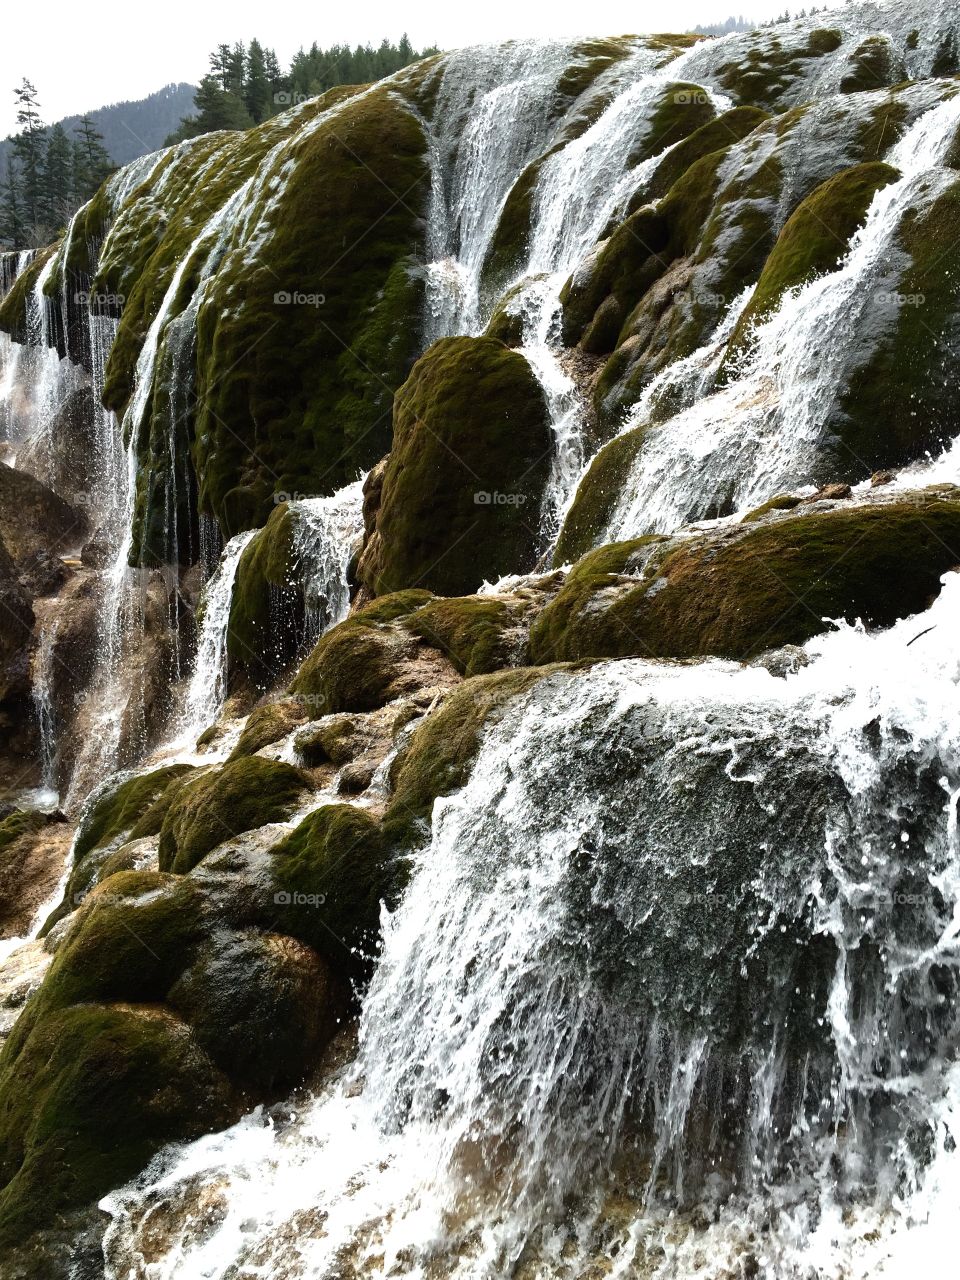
168;35;438;141
1;79;113;248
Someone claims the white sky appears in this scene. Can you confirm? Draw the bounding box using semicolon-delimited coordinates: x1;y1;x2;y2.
2;0;847;136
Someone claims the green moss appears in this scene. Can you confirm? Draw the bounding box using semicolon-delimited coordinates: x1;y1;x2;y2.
932;33;959;76
167;932;342;1090
808;29;843;56
555;38;635;100
554;426;650;563
269;804;393;976
0;244;59;342
840;37;900;94
293;715;369;767
647;106;769;200
858;95;910;160
0;810;46;857
0;1001;233;1247
840;178;960;472
42;765;196;932
633;84;716;166
725;162;899;358
740;493;804;522
74;765;194;862
193;87;430;538
384;667;564;848
482;147;560;291
228;698;309;760
289;596;419;715
407;595;528;675
531;495;960;663
158;758;307;874
358;337;552;597
226;504;298;686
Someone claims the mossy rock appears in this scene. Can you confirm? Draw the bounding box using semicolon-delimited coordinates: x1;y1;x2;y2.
384;666;565;849
840;36;901;94
741;493;805;522
293;715;371;768
553;425;651;563
158;758;307;874
858;94;909;161
228;698;310;761
167;931;343;1090
646;106;769;200
0;1001;233;1248
357;337;553;597
632;83;716;166
839;176;960;472
531;494;960;664
407;594;530;675
193;87;430;538
290;591;431;714
269;804;394;977
73;764;195;862
41;765;196;934
725;161;899;359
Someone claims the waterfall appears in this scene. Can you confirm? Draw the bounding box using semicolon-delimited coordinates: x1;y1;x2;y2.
601;90;960;542
172;529;257;747
423;40;733;534
30;614;58;791
99;569;960;1278
289;479;366;646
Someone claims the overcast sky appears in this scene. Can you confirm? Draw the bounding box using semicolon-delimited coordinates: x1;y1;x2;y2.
2;0;847;136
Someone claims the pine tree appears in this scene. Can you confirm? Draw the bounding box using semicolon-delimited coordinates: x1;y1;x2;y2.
40;123;73;230
0;162;26;247
244;39;271;124
72;115;113;201
12;78;46;229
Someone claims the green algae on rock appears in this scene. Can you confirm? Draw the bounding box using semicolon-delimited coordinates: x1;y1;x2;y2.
532;493;960;664
158;757;307;874
358;337;553;597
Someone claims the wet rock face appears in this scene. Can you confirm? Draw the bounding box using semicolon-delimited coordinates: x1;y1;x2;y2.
0;811;70;940
0;465;85;597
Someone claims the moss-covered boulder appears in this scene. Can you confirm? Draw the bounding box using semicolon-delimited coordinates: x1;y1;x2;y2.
0;811;70;940
0;1001;233;1247
269;804;394;977
725;161;899;358
406;594;532;675
357;336;553;597
42;765;195;933
226;504;300;687
158;758;307;874
167;931;343;1090
228;697;310;761
532;493;960;663
553;426;649;563
839;36;902;94
290;591;433;715
646;106;769;199
384;666;565;849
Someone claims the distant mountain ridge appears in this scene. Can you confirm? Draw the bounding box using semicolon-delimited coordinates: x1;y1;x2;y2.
0;82;197;173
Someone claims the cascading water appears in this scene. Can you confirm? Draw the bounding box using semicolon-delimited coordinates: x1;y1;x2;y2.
423;40;733;534
289;478;366;645
600;89;960;543
171;529;257;748
99;571;960;1279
